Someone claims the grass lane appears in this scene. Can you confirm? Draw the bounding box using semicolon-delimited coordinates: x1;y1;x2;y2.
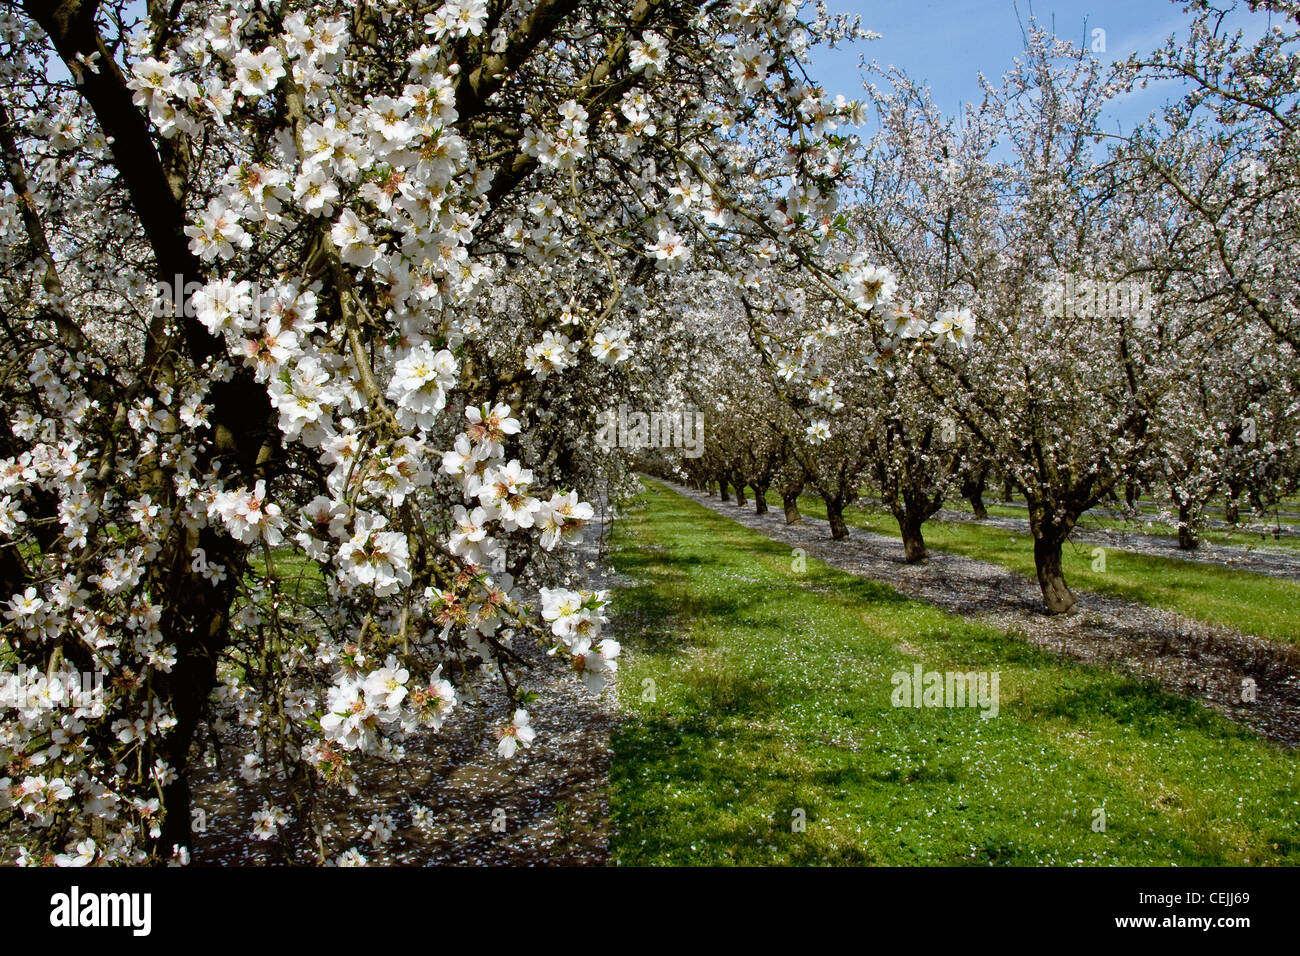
609;480;1299;866
760;490;1300;646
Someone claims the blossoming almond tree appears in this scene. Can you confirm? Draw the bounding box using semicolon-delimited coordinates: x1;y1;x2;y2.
912;27;1168;614
1115;0;1300;352
0;0;881;864
1113;0;1300;532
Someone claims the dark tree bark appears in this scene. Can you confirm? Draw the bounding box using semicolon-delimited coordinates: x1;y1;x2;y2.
1033;527;1078;614
718;474;731;502
734;478;747;507
781;479;804;524
753;483;769;514
962;475;988;521
1125;481;1140;511
1178;502;1200;550
898;513;927;564
824;497;849;540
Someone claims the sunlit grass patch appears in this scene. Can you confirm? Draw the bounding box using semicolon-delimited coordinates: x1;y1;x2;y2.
608;480;1299;866
768;490;1300;645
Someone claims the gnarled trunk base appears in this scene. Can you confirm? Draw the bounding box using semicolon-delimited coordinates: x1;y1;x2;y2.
1033;534;1077;614
782;489;803;524
962;477;988;521
826;500;849;540
899;516;927;564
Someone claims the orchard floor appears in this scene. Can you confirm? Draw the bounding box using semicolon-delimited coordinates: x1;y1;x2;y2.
663;479;1300;748
188;638;616;866
609;480;1300;865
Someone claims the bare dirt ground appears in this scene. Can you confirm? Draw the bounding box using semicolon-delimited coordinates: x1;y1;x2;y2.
935;507;1300;580
190;519;622;866
665;480;1300;750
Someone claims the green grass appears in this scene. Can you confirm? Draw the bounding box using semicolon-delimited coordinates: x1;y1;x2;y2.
267;546;329;606
609;480;1299;866
764;491;1300;646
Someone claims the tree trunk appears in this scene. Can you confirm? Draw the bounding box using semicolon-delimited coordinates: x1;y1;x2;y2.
719;475;731;502
1125;482;1139;511
898;514;927;563
962;476;988;521
753;483;769;514
825;498;849;540
1002;477;1015;503
782;490;802;524
734;479;747;507
1033;531;1077;614
1178;502;1199;550
153;524;247;858
1225;493;1240;526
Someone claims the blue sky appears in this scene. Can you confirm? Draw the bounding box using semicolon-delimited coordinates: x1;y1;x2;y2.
809;0;1269;133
